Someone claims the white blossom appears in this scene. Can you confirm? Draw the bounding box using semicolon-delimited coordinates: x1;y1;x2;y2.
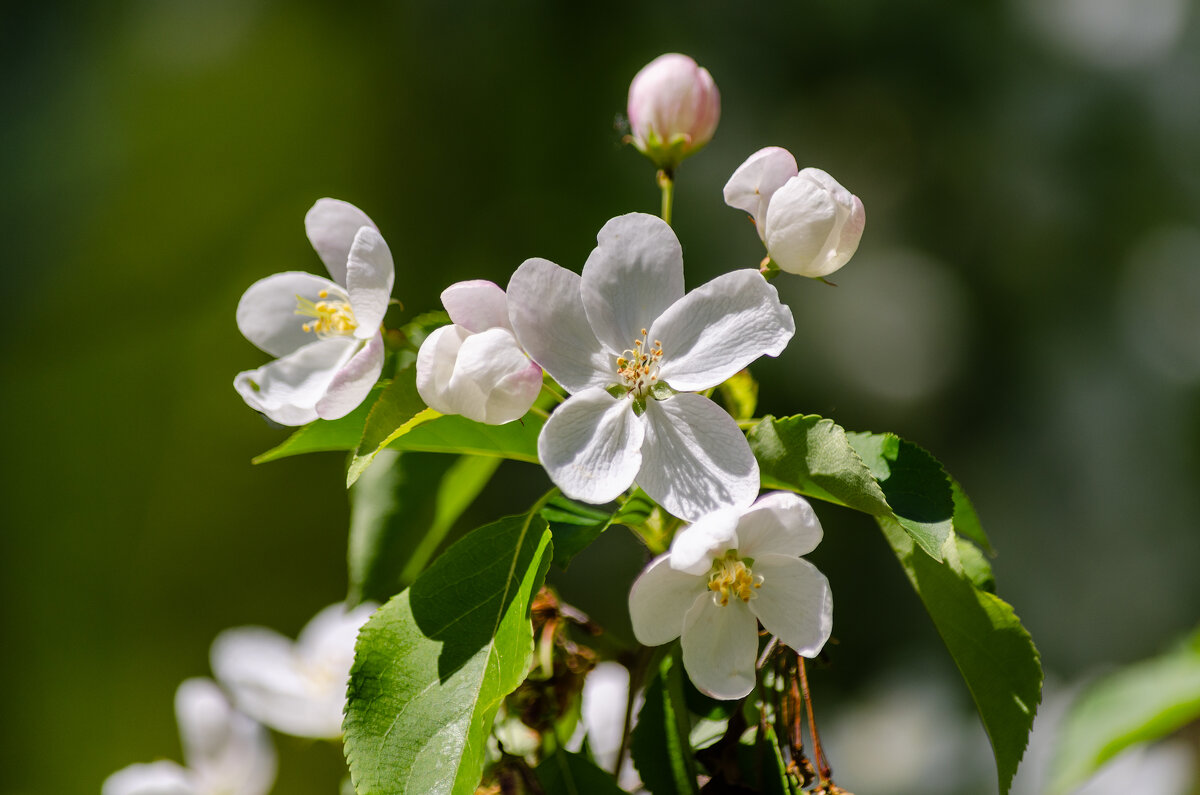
628;492;833;700
234;199;394;425
724;147;865;278
416;280;543;424
627;53;720;171
507;212;794;521
102;678;275;795
210;602;376;739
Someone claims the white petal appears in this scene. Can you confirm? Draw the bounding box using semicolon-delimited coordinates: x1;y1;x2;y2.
581;213;685;354
637;394;759;521
799;167;866;276
297;602;375;666
102;761;195;795
577;662;638;772
236;271;344;358
749;556;833;658
345;227;395;338
652;270;795;391
416;324;470;414
680;595;759;700
447;328;543;424
210;626;342;739
441;280;511;333
315;333;384;420
723;147;798;238
736;492;823;560
305;198;376;285
667;509;741;575
508;257;611;393
234;337;357;426
763;173;850;277
175;678;276;795
538;387;644;504
628;553;705;645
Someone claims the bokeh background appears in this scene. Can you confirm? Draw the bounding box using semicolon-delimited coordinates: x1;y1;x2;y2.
3;1;1199;793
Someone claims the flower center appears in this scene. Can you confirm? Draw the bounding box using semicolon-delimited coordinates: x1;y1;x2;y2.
296;290;357;337
707;550;763;607
615;329;664;398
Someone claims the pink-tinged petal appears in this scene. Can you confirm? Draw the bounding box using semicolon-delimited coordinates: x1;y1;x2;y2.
736;492;824;560
442;280;511;333
638;393;759;521
102;761;195;795
447;327;543;424
749;556;832;658
538;387;645;504
668;509;741;575
508;257;610;393
723;147;798;238
304;198;376;285
234;337;357;426
763;169;863;278
345;227;394;339
316;333;385;420
416;324;469;414
681;595;759;700
629;553;706;646
176;679;276;795
236;271;343;358
653;270;795;392
581;213;685;355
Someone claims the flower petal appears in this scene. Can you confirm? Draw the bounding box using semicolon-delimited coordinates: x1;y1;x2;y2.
668;509;741;575
315;333;384;420
723;147;798;238
749;555;833;658
102;761;195;795
416;324;469;414
763;174;840;277
508;257;610;393
345;226;395;339
236;271;344;358
441;280;511;333
637;393;759;521
629;553;705;645
297;602;376;666
681;595;759;700
304;198;376;285
447;328;543;424
234;337;358;426
176;678;276;795
652;270;795;391
736;492;824;560
538;387;645;504
581;213;685;354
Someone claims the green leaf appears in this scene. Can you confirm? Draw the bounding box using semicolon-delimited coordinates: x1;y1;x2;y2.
717;369;758;421
343;512;553;795
347;367;440;487
535;750;627;795
629;649;699;795
880;517;1042;795
543;492;654;569
383;411;544;463
347;450;501;605
1050;626;1200;795
951;478;995;555
251;383;385;464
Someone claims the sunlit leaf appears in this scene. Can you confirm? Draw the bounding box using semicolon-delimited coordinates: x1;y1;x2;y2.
251;383;385;464
717;369;758;421
346;367;439;487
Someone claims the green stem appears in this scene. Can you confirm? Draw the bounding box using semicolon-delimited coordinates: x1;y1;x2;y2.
657;169;675;225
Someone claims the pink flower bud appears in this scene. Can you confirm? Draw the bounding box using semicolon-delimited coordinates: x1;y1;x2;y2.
627;53;721;172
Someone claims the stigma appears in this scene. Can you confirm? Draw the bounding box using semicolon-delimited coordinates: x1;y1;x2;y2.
707;550;763;607
295;289;357;337
616;329;664;397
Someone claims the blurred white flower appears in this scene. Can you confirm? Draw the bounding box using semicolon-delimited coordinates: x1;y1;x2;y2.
507;212;794;521
627;53;720;172
416;280;543;424
628;492;832;699
234;198;394;426
102;678;275;795
210;601;377;739
564;662;643;790
724;147;865;279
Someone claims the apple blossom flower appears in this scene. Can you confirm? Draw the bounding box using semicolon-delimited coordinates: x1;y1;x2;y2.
234;199;394;426
102;678;276;795
416;280;543;424
628;492;833;700
724;147;865;279
627;53;720;172
210;601;376;739
507;212;794;521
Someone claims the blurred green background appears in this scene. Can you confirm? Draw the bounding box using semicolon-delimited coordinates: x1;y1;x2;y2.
3;1;1199;793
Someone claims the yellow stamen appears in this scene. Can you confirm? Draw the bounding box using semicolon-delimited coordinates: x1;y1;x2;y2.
707;550;763;607
295;292;357;337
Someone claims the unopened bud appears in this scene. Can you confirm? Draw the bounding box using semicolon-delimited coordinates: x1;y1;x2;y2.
627;53;720;173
